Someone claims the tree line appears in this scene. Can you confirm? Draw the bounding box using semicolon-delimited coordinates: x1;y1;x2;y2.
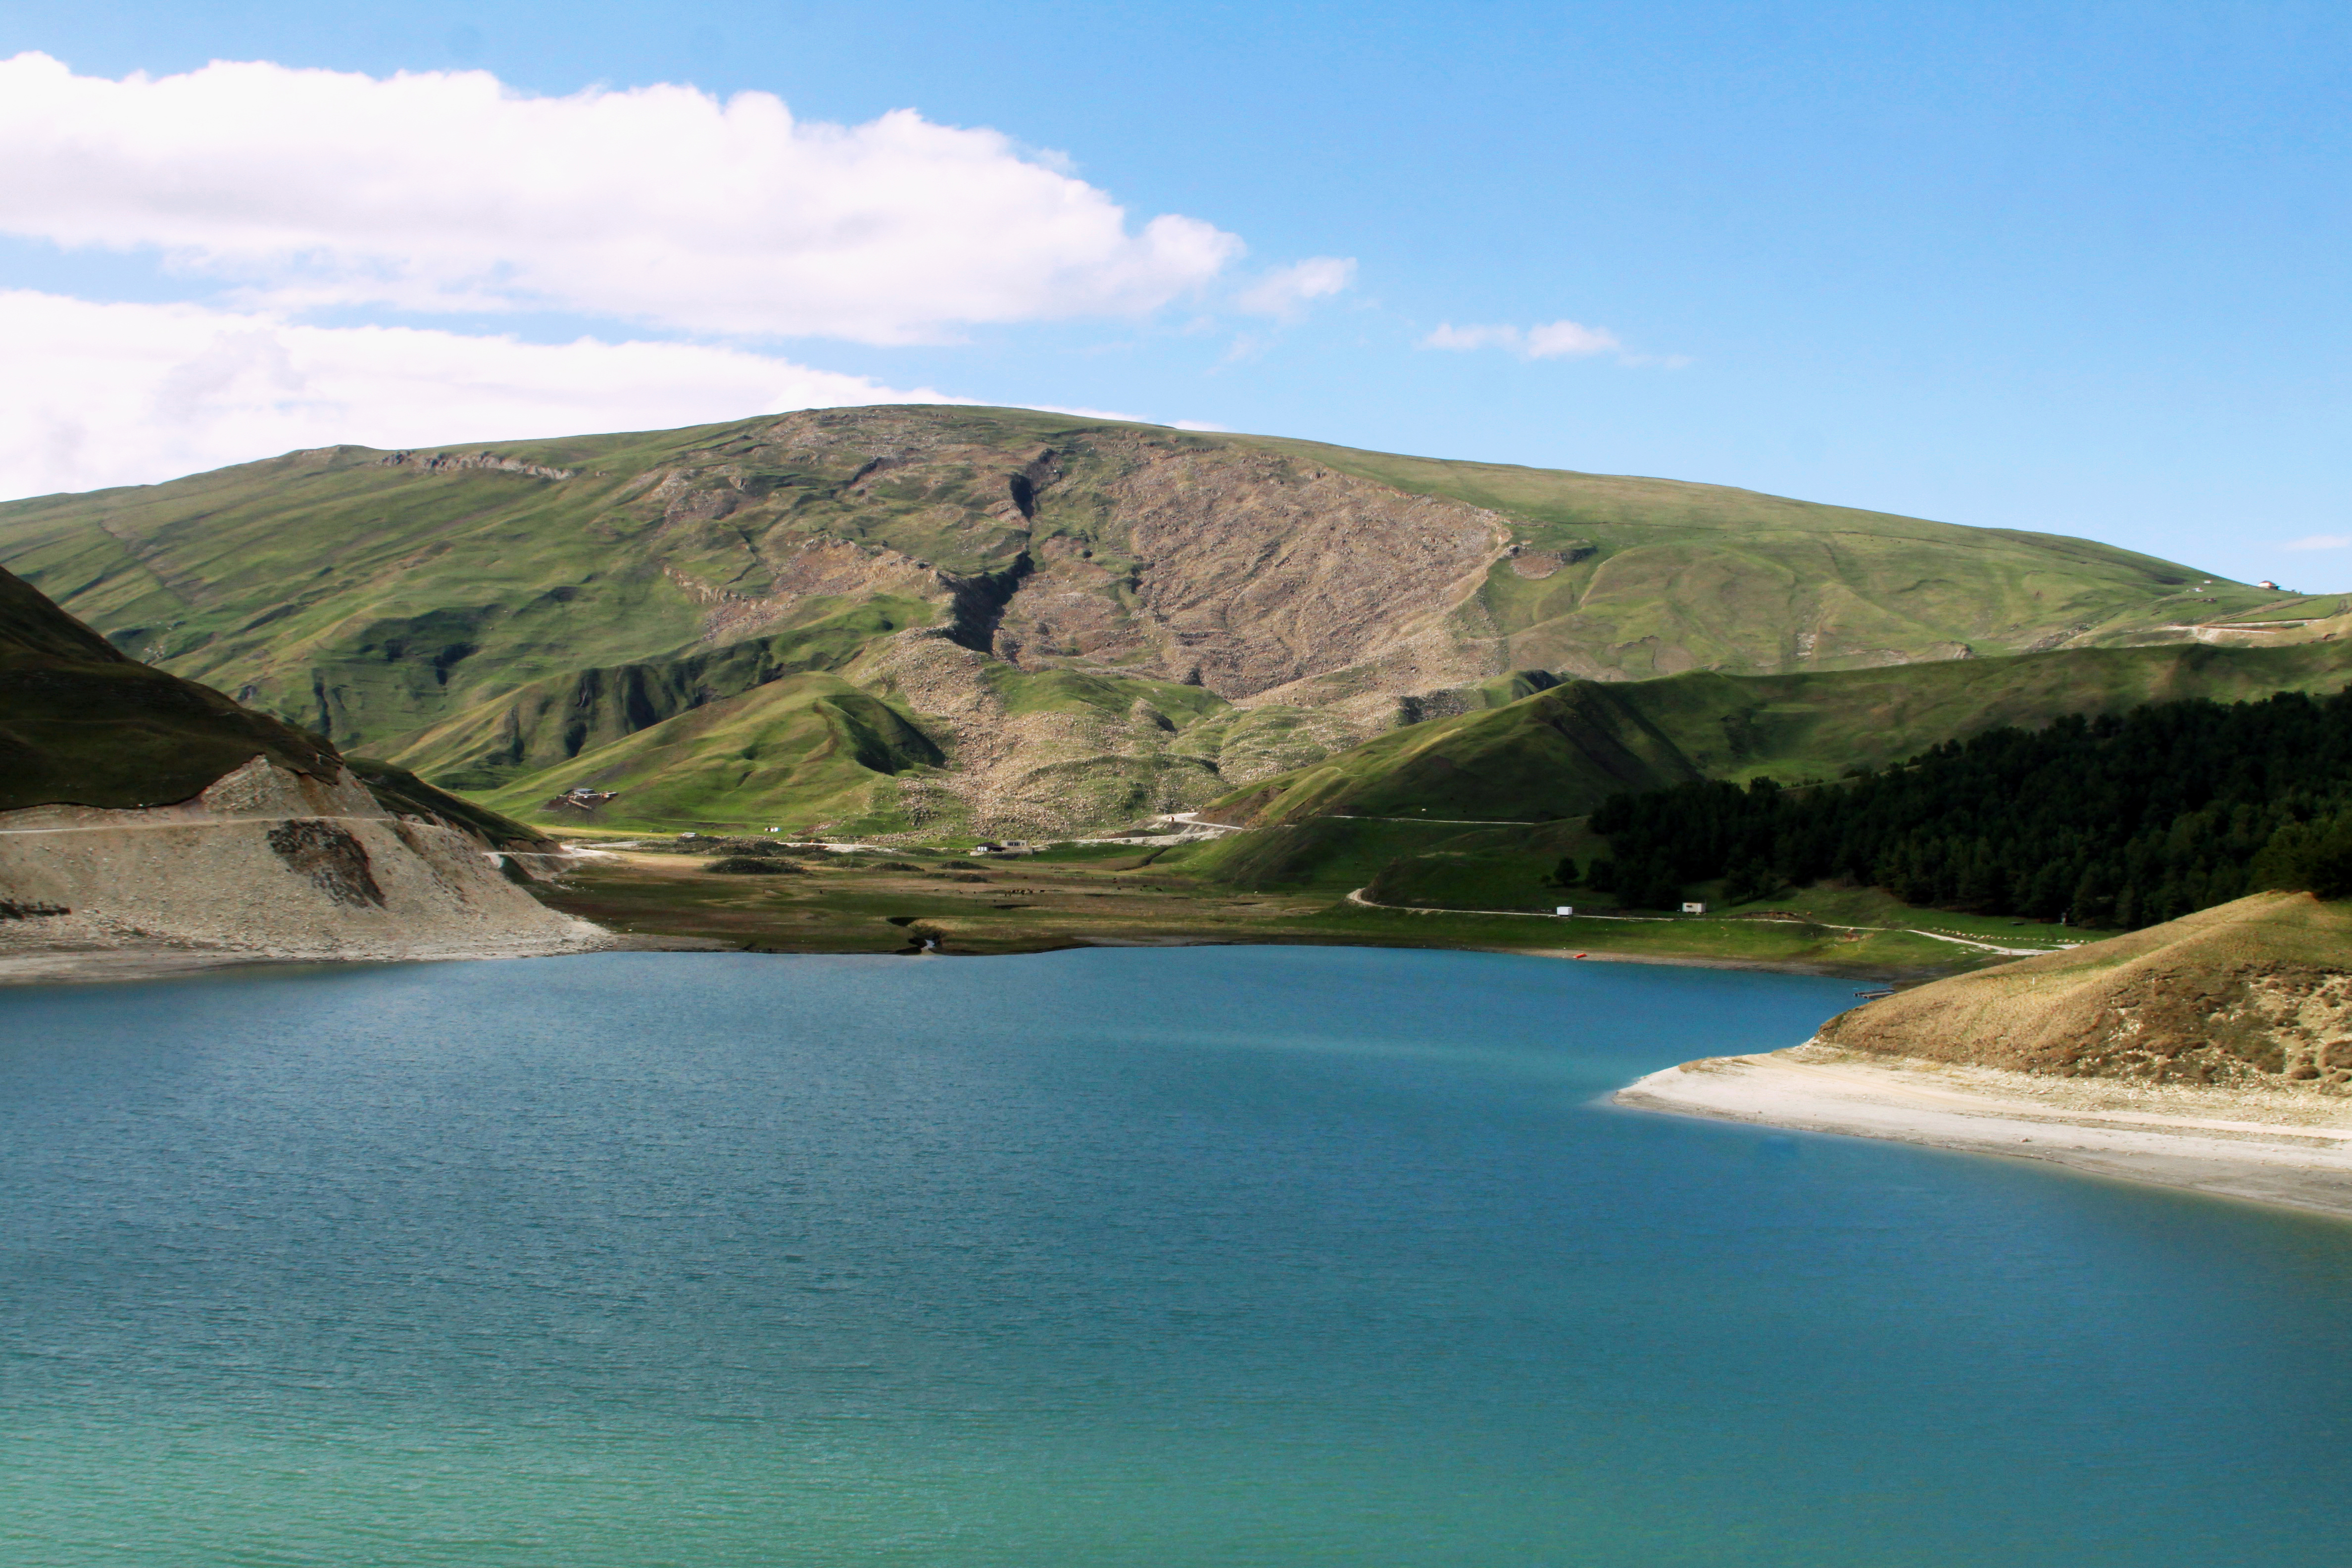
1577;688;2352;927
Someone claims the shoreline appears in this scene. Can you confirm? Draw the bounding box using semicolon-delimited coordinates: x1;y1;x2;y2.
0;929;1911;987
1496;944;1920;978
0;931;727;988
1617;1043;2352;1221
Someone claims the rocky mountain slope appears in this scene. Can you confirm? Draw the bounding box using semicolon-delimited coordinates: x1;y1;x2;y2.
0;566;600;978
0;405;2312;837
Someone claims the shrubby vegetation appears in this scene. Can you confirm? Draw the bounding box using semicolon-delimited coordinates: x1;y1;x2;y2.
1585;690;2352;926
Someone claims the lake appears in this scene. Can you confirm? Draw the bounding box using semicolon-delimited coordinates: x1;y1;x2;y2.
4;945;2350;1566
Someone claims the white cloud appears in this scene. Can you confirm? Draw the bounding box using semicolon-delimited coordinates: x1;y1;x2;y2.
0;51;1244;344
1421;318;1626;359
0;290;978;499
1421;322;1522;353
1521;320;1625;358
2283;534;2351;551
1236;256;1357;318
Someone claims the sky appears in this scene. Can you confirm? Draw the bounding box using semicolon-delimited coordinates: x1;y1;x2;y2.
0;0;2345;588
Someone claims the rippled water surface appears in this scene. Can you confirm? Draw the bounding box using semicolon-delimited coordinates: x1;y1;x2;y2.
5;945;2352;1566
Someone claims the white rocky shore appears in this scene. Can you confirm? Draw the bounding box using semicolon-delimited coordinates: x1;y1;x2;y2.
0;756;610;985
1617;1042;2352;1220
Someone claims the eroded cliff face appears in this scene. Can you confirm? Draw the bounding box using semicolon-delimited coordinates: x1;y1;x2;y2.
1815;892;2352;1090
681;409;1518;704
1073;444;1510;698
792;432;1517;834
0;757;604;972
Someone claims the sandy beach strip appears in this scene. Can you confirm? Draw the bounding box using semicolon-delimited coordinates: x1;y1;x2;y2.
1616;1044;2352;1220
0;931;736;988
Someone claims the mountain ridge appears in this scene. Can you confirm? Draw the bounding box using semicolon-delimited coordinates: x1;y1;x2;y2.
0;404;2324;837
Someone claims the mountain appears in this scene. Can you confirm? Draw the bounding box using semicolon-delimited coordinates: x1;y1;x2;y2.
0;565;596;975
0;404;2315;837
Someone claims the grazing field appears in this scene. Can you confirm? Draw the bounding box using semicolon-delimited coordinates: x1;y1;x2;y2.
531;832;1985;976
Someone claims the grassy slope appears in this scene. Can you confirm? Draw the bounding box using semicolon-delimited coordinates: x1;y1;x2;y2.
0;565;340;810
1232;433;2300;672
387;593;940;790
0;427;960;756
466;661;1238;838
1205;684;1703;825
1188;638;2352;938
476;672;944;834
1212;638;2352;828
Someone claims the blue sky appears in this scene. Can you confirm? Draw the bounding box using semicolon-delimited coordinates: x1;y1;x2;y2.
1;0;2346;587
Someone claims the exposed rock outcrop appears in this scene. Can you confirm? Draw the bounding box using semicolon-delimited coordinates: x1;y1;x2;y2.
0;565;607;979
379;450;578;481
0;757;604;975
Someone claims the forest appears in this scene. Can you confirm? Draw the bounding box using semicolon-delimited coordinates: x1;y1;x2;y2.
1581;688;2352;927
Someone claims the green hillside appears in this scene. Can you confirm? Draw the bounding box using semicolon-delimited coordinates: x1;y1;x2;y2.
0;565;546;848
1580;687;2352;928
0;564;338;811
1208;639;2352;828
1225;434;2280;678
1183;638;2352;932
0;404;2311;836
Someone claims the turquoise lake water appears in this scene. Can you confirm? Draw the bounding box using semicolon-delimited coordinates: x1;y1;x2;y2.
5;945;2352;1566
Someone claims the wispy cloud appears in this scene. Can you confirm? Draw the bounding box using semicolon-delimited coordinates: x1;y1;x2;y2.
1421;318;1684;367
2283;534;2352;551
1235;257;1356;319
0;52;1243;344
1423;320;1620;357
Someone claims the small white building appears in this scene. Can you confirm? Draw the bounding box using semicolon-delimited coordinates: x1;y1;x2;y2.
1554;905;1575;917
1681;901;1708;915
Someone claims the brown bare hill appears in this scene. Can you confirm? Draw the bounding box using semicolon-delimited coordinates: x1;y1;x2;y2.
1815;892;2352;1087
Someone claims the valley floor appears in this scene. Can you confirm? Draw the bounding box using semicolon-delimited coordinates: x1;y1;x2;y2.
526;840;1986;976
1617;1044;2352;1220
